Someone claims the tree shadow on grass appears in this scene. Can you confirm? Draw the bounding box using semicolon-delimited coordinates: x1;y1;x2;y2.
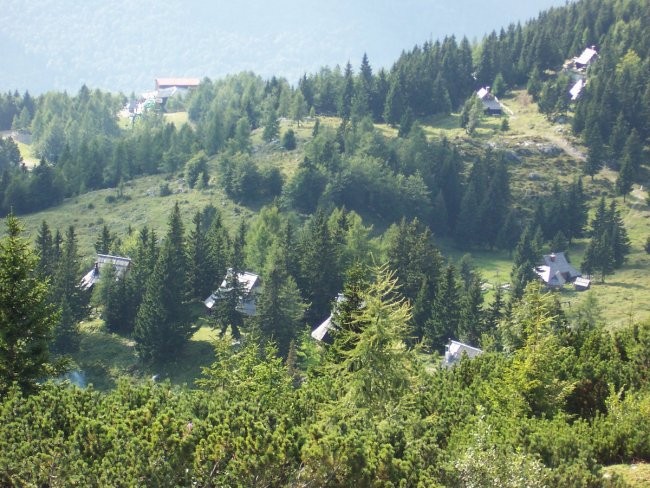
73;327;138;391
152;338;216;387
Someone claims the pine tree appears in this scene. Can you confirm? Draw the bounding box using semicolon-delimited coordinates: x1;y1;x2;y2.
383;71;405;126
0;214;60;395
623;129;643;179
581;199;630;282
496;209;521;252
564;178;588;243
52;296;79;355
485;285;504;333
411;277;435;343
262;107;279;142
328;264;415;414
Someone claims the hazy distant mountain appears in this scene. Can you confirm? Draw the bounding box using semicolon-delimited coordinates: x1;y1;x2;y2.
0;0;567;94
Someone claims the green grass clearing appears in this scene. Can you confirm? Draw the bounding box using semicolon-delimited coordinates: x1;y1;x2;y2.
602;463;650;486
72;318;221;391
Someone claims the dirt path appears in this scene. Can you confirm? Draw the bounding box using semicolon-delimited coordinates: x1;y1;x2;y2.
544;132;586;162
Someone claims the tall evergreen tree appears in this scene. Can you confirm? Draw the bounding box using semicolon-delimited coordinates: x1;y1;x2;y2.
510;225;539;300
99;263;133;335
607;200;631;268
51;226;87;354
255;257;306;357
212;269;246;340
134;203;193;363
339;62;354;120
583;120;604;181
385;218;443;306
206;211;230;294
616;156;634;201
426;264;460;351
187;211;212;300
581;199;630;282
35;220;56;279
458;274;485;346
94;224;114;255
298;209;341;324
0;214;60;395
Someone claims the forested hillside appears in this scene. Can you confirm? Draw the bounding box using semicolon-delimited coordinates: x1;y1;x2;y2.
1;0;649;485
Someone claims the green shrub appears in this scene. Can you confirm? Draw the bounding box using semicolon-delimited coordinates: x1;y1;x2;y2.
159;183;172;196
282;129;297;150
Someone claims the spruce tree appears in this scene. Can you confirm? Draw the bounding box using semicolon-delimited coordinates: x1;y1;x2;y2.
616;156;634;201
565;178;588;243
623;129;642;178
262;107;279;142
458;275;485;346
386;218;443;305
231;220;247;272
187;211;212;300
255;258;306;357
411;277;435;343
298;209;341;324
0;214;60;395
134;203;193;363
206;212;230;294
339;62;354;120
583;120;604;181
35;220;56;279
426;265;460;351
510;225;539;300
607;201;631;268
98;261;138;336
581;199;630;282
485;285;504;333
94;224;114;254
51;226;87;354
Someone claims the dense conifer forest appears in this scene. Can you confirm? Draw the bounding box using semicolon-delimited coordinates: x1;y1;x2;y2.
1;0;649;485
